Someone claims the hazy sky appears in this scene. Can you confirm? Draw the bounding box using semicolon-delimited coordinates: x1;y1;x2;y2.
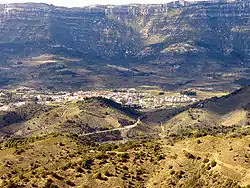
0;0;201;7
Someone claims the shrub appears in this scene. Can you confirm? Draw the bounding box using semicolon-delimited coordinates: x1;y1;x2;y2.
197;139;202;144
61;162;72;170
65;180;75;186
77;167;84;173
98;143;118;151
118;141;140;152
19;174;25;180
183;150;196;159
40;170;48;178
95;152;109;160
5;180;18;188
15;148;25;155
94;172;102;179
49;184;58;188
94;172;108;181
104;169;113;177
118;153;130;162
177;173;183;179
210;160;217;167
156;154;165;161
170;170;175;175
206;164;211;170
203;158;209;163
135;151;146;159
44;179;54;188
58;142;65;146
76;173;82;177
51;172;63;180
81;157;93;169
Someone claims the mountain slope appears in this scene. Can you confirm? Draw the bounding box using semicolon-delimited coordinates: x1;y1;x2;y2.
0;133;249;187
0;98;140;142
155;86;250;138
1;1;250;89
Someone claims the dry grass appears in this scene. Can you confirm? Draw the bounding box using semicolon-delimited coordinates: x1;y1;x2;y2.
147;136;250;187
220;110;247;126
0;134;249;187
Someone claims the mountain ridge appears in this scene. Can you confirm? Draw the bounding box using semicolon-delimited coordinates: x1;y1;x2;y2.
1;0;250;90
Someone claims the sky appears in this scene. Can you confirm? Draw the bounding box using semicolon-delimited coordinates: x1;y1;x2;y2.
0;0;201;7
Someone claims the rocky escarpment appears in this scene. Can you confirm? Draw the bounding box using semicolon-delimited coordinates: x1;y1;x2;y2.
0;1;250;60
1;1;250;90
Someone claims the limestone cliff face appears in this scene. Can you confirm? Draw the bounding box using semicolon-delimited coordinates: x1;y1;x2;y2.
0;1;250;62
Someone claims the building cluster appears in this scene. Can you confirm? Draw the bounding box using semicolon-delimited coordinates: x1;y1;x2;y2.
165;95;196;103
0;88;197;111
47;89;149;106
45;89;196;109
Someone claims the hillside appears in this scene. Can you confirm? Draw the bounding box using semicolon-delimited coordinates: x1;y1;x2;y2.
0;133;249;187
1;1;250;90
139;86;250;140
0;98;141;142
0;88;249;187
1;1;250;186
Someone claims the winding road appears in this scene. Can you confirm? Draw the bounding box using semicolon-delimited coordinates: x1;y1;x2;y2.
80;117;141;136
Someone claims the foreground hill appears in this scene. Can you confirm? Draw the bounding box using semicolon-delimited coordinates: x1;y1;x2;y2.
0;134;249;187
0;98;140;142
1;1;250;90
0;88;249;187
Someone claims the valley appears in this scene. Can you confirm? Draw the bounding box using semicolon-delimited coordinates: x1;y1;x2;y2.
1;1;250;90
0;0;250;187
0;85;249;187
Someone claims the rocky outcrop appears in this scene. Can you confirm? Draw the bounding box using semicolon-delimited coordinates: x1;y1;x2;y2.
1;1;250;90
0;0;250;61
